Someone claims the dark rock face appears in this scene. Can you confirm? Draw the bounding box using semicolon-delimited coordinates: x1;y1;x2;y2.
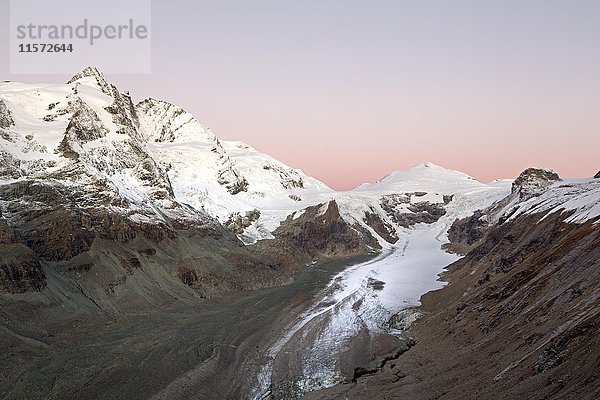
0;222;46;293
0;99;14;129
218;166;249;195
444;210;487;254
512;168;561;199
0;180;172;261
0;248;46;293
120;257;143;273
394;202;446;228
63;103;109;144
380;193;410;216
363;208;398;244
262;162;305;189
380;193;447;228
177;266;198;286
277;200;379;258
0;248;45;293
225;209;260;234
256;200;379;268
0;151;22;179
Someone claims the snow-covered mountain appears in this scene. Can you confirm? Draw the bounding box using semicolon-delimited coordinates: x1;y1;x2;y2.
0;67;338;241
0;67;511;248
0;67;204;228
136;97;331;241
3;67;597;253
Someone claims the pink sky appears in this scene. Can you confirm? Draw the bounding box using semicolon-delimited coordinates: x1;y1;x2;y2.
2;1;598;190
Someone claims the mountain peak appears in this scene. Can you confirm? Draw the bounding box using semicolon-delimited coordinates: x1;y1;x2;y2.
67;66;113;95
136;97;219;144
403;162;474;178
419;161;437;168
511;167;561;199
410;161;446;171
353;162;482;193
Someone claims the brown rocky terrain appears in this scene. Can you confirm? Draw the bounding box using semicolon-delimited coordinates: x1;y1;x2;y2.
254;200;380;270
0;221;46;294
0;178;283;301
443;210;488;255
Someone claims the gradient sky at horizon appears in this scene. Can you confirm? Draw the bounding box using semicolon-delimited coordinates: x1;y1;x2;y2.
1;0;599;190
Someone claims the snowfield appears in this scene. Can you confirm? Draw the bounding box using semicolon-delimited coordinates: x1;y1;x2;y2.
505;178;600;224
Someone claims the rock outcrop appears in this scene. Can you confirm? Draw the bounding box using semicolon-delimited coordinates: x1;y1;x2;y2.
225;210;261;234
0;99;14;129
444;210;488;254
254;201;380;269
363;208;398;244
0;221;46;293
380;193;448;228
511;167;561;199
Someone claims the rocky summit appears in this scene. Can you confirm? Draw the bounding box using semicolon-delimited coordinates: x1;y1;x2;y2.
511;167;562;199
